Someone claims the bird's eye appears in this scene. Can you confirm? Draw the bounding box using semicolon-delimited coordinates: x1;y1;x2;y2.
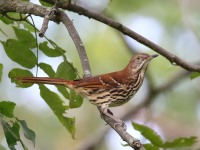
136;57;140;62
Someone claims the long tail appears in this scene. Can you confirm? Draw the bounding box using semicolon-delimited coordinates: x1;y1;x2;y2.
17;77;73;88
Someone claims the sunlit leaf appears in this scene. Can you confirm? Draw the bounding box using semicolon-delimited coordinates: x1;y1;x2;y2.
143;144;159;150
191;72;200;79
39;41;65;57
8;68;34;88
0;63;3;81
132;122;164;147
39;84;76;138
163;136;198;148
1;39;37;68
69;90;83;108
0;101;16;118
19;120;36;147
13;27;36;48
55;61;77;80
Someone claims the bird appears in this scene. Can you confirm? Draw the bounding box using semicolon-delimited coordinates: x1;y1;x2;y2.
17;53;158;127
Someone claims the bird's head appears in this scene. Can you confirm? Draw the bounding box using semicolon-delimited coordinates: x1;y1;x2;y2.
126;53;158;74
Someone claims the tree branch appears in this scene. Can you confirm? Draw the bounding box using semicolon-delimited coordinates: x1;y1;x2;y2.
42;0;200;72
0;0;146;149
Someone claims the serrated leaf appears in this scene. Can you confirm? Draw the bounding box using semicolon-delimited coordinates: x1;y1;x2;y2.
39;62;55;77
39;41;65;57
0;63;3;81
0;101;16;118
19;120;36;146
55;61;77;80
1;121;20;150
39;84;76;138
69;90;83;108
163;136;198;148
8;68;34;88
191;72;200;79
2;39;37;68
143;144;159;150
13;27;36;48
132;122;164;147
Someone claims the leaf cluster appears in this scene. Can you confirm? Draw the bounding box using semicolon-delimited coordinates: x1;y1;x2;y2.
0;12;83;142
0;101;35;150
131;122;198;150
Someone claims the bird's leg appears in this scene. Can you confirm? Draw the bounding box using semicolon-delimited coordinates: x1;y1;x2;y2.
99;106;127;130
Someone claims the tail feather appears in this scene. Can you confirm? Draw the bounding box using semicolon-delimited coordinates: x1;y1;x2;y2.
17;77;73;87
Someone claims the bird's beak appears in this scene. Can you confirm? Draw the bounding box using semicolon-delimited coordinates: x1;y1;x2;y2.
150;54;159;59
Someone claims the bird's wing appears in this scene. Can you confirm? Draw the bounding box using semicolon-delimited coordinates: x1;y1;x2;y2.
73;71;126;89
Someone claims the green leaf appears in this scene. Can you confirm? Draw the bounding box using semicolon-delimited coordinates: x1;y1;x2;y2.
143;144;159;150
0;63;3;81
55;61;77;80
0;14;14;24
1;121;20;150
163;136;198;148
191;72;200;79
56;85;69;99
39;84;76;138
39;63;70;98
0;101;16;118
1;39;37;68
39;41;65;57
69;90;83;108
13;27;36;48
39;62;55;77
39;0;53;7
132;122;164;147
8;68;34;88
19;120;36;147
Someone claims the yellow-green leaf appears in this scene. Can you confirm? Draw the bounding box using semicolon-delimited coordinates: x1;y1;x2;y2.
191;72;200;79
163;136;198;148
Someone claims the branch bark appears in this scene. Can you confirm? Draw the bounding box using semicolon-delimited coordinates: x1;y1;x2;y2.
43;0;200;72
0;0;145;149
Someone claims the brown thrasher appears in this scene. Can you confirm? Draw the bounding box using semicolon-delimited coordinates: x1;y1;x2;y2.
17;53;158;127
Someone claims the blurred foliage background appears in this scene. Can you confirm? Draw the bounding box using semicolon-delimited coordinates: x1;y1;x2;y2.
0;0;200;149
